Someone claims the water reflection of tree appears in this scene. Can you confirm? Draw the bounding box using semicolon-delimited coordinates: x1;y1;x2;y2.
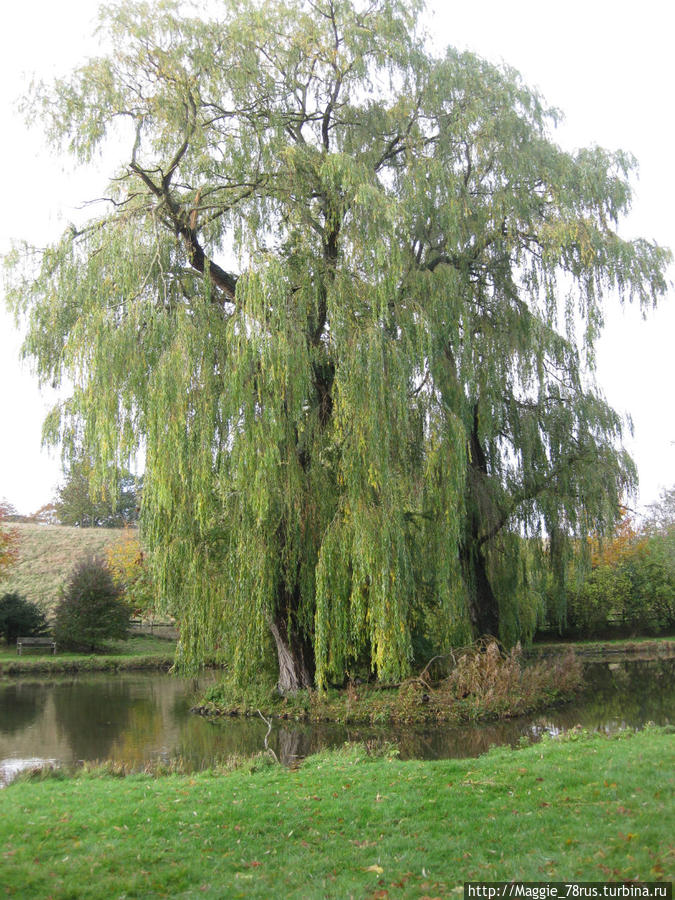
108;702;163;766
170;678;204;719
181;658;675;765
35;657;675;771
52;680;136;761
176;712;537;765
0;682;48;735
562;659;675;728
175;715;270;767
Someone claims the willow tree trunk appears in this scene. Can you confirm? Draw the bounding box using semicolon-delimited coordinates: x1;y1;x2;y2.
269;614;314;694
463;403;500;638
463;544;500;638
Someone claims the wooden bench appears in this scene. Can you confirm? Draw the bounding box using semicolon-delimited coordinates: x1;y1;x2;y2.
16;636;57;656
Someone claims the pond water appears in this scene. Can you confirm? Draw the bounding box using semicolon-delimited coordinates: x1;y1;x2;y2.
1;654;673;784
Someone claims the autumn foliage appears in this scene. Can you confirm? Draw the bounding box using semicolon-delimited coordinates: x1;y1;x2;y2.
106;528;155;618
589;508;642;568
0;502;19;582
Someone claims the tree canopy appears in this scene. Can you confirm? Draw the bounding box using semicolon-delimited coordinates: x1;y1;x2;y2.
5;0;670;690
54;459;140;528
53;555;131;652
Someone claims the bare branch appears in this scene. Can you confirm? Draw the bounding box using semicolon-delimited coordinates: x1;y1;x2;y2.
256;710;279;764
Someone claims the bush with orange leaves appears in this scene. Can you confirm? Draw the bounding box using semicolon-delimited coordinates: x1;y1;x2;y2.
105;527;155;618
0;502;19;583
567;505;674;636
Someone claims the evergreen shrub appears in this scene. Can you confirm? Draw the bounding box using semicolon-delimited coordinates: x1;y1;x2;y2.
0;592;48;645
53;556;131;651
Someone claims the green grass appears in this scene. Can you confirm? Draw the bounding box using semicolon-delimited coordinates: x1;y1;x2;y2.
2;522;125;612
531;636;675;656
1;728;672;898
0;634;176;676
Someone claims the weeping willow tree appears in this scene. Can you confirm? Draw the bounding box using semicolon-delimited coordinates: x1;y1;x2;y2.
5;0;670;691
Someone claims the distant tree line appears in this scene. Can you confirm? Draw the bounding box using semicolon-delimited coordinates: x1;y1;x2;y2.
2;461;142;528
551;487;675;638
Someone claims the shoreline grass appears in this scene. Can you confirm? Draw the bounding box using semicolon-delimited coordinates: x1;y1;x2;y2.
529;636;675;659
0;635;177;676
200;643;584;726
1;727;672;897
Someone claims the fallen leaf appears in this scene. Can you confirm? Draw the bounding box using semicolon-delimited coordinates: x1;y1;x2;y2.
363;864;384;874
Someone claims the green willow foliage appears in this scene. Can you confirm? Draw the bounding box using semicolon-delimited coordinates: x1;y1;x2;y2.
5;0;670;690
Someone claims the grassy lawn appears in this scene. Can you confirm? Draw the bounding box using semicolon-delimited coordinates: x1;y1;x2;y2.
1;728;671;898
0;635;177;675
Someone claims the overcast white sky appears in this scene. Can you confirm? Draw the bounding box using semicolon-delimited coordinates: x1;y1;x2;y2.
1;0;673;515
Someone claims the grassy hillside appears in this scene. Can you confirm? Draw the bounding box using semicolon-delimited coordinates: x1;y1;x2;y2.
1;523;125;613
